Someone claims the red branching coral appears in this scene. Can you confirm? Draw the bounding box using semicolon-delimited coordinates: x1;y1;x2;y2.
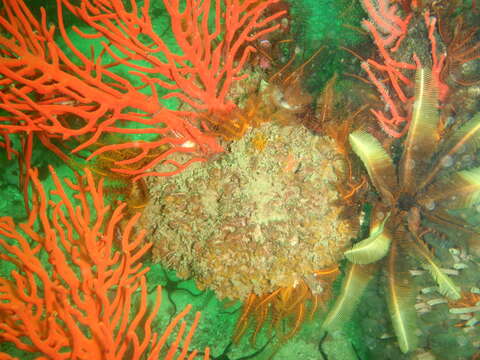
0;0;286;184
359;0;448;137
0;167;208;360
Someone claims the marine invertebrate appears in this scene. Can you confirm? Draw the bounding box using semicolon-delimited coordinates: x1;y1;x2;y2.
203;43;321;141
0;167;208;359
359;0;449;137
392;0;423;13
0;0;287;189
324;67;480;354
66;136;155;224
233;267;339;344
144;121;357;344
433;0;480;86
412;247;480;357
449;288;480;328
310;74;371;206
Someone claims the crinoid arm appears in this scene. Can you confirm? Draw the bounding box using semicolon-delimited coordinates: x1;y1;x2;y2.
441;113;480;163
386;241;419;354
420;112;480;188
344;213;392;264
399;67;440;194
348;130;397;204
419;167;480;209
410;235;461;300
322;263;377;331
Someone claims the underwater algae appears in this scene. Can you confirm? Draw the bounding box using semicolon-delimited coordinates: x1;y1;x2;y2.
0;0;480;359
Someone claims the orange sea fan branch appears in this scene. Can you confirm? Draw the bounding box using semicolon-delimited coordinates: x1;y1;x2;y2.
60;0;287;113
359;0;448;137
0;0;223;206
0;167;208;359
1;0;287;187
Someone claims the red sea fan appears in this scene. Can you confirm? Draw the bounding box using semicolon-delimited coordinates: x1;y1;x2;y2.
0;167;209;360
0;0;286;182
